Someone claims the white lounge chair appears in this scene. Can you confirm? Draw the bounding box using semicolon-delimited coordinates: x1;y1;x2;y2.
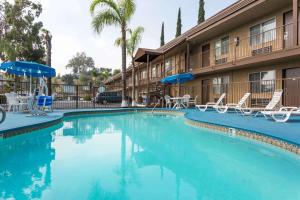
217;93;251;114
270;107;300;123
196;93;226;112
240;89;283;117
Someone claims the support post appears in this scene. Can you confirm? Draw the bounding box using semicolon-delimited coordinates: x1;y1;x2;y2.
293;0;299;47
76;85;79;109
163;54;166;77
186;42;190;72
146;54;150;106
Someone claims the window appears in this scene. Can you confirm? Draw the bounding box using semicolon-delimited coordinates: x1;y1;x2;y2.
212;76;229;95
215;36;229;58
165;58;173;72
250;18;276;46
141;70;147;80
151;66;157;78
249;70;275;93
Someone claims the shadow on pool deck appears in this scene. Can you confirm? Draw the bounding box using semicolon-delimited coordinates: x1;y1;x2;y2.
0;108;300;147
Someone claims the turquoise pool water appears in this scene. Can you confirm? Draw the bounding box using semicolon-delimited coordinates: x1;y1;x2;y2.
1;113;300;200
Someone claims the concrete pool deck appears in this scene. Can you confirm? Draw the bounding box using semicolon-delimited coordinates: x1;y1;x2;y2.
0;108;300;148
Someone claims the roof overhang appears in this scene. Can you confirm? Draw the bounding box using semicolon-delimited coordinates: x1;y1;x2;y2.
134;48;162;63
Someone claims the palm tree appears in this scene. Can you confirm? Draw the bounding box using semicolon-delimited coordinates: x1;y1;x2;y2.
90;0;136;107
42;29;52;95
116;26;144;106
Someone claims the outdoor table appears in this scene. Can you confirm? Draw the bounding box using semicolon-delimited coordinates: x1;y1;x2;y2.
171;97;187;109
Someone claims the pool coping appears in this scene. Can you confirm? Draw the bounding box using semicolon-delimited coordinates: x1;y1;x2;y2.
1;108;300;155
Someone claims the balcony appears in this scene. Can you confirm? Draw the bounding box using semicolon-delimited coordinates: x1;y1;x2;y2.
198;23;295;71
150;77;161;83
139;79;148;85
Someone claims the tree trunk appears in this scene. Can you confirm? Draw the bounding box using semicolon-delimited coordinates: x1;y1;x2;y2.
46;33;52;96
121;26;127;107
131;58;136;106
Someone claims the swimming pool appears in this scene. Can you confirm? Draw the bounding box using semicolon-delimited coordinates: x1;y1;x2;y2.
1;112;300;200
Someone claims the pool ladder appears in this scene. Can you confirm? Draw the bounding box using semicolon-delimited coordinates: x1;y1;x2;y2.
151;97;164;114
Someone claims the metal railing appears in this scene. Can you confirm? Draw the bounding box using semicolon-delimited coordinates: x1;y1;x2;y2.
165;78;300;107
0;80;123;110
1;77;299;109
200;23;294;68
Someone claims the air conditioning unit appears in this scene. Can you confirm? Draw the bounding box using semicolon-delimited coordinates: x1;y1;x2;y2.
215;57;228;65
252;45;273;56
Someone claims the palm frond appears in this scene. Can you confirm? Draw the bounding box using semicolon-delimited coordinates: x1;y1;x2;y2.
127;26;144;56
91;9;121;34
114;37;123;47
118;0;136;22
90;0;120;18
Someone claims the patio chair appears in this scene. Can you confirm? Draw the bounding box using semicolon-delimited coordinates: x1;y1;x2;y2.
182;94;191;108
164;95;172;109
196;93;226;112
5;93;27;112
216;93;251;114
188;95;198;107
240;89;283;117
269;107;300;123
37;96;53;115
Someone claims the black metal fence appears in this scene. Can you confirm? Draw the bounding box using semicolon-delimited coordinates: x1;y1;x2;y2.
1;78;300;110
0;80;123;110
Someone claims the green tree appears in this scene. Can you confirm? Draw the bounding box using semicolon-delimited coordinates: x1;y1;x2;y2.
0;0;45;63
90;0;136;107
99;67;112;81
116;26;144;105
113;69;121;76
160;22;165;47
176;8;182;38
66;52;95;74
62;74;77;85
198;0;205;24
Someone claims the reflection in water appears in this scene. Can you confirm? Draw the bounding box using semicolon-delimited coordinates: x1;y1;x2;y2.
1;113;300;200
0;124;60;200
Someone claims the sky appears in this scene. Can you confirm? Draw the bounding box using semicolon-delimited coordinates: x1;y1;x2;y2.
37;0;237;75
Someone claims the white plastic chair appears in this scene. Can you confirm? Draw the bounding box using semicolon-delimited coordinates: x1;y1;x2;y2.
5;93;20;112
270;107;300;123
164;95;172;109
217;93;251;114
241;89;283;117
182;94;191;108
196;93;226;112
189;95;198;107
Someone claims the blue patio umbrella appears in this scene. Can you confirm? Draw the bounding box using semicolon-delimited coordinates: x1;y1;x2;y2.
0;61;56;78
161;73;194;96
161;72;194;84
0;61;56;94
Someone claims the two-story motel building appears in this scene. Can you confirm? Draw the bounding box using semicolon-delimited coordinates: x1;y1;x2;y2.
105;0;300;107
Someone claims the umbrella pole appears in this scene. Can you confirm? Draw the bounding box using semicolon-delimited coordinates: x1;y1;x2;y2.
30;75;32;95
